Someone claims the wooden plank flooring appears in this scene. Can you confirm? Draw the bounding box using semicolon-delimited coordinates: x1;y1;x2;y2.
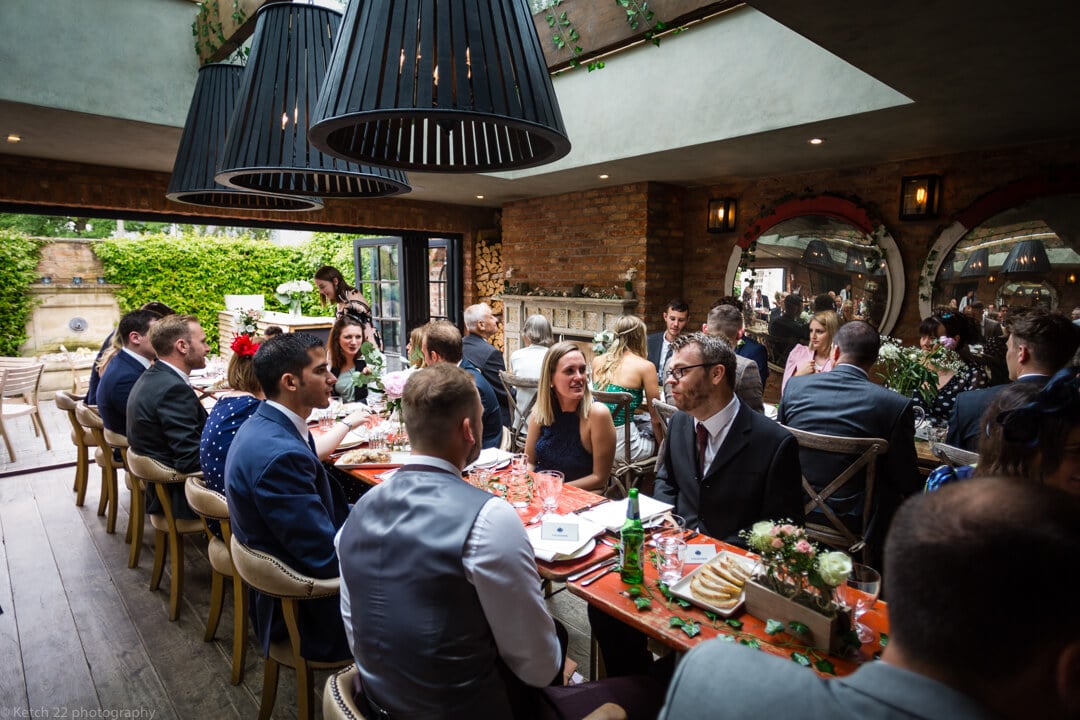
0;461;595;718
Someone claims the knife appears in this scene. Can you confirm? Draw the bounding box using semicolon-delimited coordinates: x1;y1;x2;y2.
567;557;617;583
580;564;619;586
572;499;609;515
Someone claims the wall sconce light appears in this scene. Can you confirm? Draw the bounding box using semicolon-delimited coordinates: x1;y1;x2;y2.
40;275;52;285
96;276;107;285
1067;272;1077;284
987;273;997;284
899;175;941;221
71;276;84;286
707;198;737;233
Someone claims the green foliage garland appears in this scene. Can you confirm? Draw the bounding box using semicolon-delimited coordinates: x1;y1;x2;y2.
0;232;42;356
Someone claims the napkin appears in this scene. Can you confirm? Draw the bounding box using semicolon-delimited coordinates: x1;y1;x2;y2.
577;494;675;532
464;448;514;472
526;515;605;562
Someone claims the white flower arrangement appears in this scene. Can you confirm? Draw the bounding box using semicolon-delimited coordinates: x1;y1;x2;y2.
592;330;614;355
232;308;261;336
275;279;314;314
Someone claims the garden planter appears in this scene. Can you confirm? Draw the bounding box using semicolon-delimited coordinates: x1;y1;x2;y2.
744;579;847;653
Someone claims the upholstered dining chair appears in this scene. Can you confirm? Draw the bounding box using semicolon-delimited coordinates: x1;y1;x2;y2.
780;425;888;565
75;401;119;531
54;390;92;505
592;389;657;498
322;665;366;720
103;428;142;567
230;537;353;720
125;450;204;621
185;476;248;685
0;362;51;460
499;370;539;452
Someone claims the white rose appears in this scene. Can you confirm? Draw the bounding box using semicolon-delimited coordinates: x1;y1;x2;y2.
747;521;775;552
816;551;852;587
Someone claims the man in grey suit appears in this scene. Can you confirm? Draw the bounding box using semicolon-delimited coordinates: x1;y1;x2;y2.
703;302;765;413
659;479;1080;720
779;320;920;566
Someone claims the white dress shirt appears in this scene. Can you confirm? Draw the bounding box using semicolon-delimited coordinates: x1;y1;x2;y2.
696;395;741;470
158;359;190;384
121;347;152;369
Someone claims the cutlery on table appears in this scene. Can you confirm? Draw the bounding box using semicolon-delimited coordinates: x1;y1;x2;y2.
580;564;618;586
567;557;617;583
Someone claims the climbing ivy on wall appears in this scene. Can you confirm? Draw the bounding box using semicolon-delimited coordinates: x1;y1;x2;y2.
0;232;42;356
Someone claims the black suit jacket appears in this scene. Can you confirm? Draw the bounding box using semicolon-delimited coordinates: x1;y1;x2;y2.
778;364;920;560
946;375;1049;451
461;334;511;427
96;350;147;435
646;332;665;371
653;401;803;545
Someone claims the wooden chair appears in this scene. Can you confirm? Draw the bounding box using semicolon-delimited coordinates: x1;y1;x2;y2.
54;390;93;505
0;363;51;460
103;428;143;568
75;402;119;531
125;450;204;621
185;476;249;685
592;389;657;498
650;398;677;447
322;665;366;720
59;344;92;395
780;425;889;565
932;442;978;470
230;537;353;720
499;370;539;452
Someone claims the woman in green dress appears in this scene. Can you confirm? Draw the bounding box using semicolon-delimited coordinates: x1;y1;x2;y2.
591;315;662;462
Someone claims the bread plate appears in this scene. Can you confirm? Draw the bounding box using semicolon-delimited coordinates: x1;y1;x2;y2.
668;551;756;617
335;450;411;469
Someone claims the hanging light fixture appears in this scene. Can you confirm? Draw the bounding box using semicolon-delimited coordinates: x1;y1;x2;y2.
167;63;322;211
216;3;411;198
898;175;941;220
1000;239;1051;276
802;239;835;268
844;248;869;273
707;198;737;233
308;0;571;172
960;248;990;277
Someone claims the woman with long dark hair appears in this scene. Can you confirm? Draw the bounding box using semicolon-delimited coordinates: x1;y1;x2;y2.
328;314;369;403
313;265;382;350
913;312;987;425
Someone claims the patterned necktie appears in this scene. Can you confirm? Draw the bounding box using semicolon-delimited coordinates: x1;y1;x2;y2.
661;343;674;378
696;422;709;477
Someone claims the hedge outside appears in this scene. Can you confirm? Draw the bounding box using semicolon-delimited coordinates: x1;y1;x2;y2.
0;232;42;356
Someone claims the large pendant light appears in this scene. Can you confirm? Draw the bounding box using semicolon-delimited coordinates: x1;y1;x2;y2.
308;0;572;173
216;2;411;198
167;63;322;211
802;239;835;268
844;248;868;273
960;248;990;277
1000;239;1051;276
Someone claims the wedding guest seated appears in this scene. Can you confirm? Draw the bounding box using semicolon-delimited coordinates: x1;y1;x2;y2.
812;293;835;313
768;293;809;366
328;314;369;403
87;301;173;404
96;309;159;435
714;296;768;387
781;310;839;395
527;341;616;492
405;325;426;368
912;312;987;426
463;302;512;427
422;320;503;449
510;313;554;421
262;325;283;337
591;316;662;462
703;303;764;413
658;478;1080;720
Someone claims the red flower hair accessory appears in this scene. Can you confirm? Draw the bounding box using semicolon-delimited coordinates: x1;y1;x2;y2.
231;334;260;357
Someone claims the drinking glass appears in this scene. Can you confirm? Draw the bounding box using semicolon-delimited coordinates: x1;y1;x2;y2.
840;563;882;643
319;409;335;431
506;470;531;509
655;535;686;585
468;467;492;490
535;470;564;514
511;453;528;475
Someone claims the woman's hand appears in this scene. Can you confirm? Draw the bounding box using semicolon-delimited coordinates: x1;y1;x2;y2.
794;360;816;377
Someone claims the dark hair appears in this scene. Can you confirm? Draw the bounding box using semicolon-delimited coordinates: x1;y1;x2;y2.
834;320;880;368
253;332;324;398
148;315;198;357
783;293;803;314
116;310;159;347
670;332;736;390
422;320;463;363
328;314;365;371
140;301;174;316
812;294;835;312
1008;309;1080;372
711;295;743;312
263;325;284;337
884;479;1080;687
665;298;689;314
918;316;940;338
971;301;985;311
314;265;355;304
937;312;979;365
403;364;480;451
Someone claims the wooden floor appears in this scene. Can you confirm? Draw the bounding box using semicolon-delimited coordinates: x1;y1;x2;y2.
0;416;595;719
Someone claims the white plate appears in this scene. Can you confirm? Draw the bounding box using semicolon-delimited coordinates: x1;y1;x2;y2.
667;551;756;617
335;432;366;450
335;451;411;469
465;448;514;472
547;538;596;563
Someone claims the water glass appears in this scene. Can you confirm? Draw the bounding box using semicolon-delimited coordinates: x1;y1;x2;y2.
368;428;387;450
840;562;882;643
506;470;531;509
468;467;492;490
535;470;564;514
319;409;335;431
511;453;528;475
656;535;686;585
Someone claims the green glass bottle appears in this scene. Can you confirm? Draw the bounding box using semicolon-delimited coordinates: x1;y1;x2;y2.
619;488;645;584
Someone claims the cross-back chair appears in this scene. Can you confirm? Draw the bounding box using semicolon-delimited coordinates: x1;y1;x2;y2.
499;370;539;453
592;389;657;498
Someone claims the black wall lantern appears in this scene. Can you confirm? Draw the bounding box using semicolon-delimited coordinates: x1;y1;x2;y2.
899;175;941;220
707;198;737;233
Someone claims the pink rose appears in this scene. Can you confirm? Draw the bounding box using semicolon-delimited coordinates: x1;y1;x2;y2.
795;539;813;554
381;370;412;399
780;524;797;536
771;537;784;549
937;336;957;351
769;526;780;536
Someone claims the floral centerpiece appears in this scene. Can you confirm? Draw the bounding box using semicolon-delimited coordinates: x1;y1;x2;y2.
232;307;261;337
352;342;412;415
275;279;313;316
875;336;962;404
592;330;614;355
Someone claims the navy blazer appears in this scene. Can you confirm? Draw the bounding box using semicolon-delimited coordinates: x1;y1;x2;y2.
646;332;665;371
737;337;769;387
653;401;803;545
85;332;114;405
946;375;1048;451
225;402;351;663
462;334;511;427
96;350;147;435
460;358;503;449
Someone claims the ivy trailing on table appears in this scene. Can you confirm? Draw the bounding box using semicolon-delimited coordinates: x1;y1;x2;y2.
0;232;42;356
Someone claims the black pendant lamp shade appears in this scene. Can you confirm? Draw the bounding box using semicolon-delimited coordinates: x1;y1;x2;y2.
1000;239;1051;276
844;248;868;273
167;63;322;211
216;3;410;198
308;0;572;173
959;248;990;277
802;239;835;268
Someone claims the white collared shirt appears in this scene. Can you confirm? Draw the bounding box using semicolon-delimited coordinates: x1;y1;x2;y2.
121;346;152;370
158;359;190;384
265;399;309;439
696;395;741;471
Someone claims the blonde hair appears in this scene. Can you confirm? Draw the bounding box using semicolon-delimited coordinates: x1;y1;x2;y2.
96;332;123;376
533;341;593;426
811;310;840;348
593;315;648;389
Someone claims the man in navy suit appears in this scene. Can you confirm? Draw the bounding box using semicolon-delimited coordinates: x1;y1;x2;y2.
127;314;209;519
225;332;351;663
423;320;503;449
87;301;173;404
97;309;159;435
462;302;511;427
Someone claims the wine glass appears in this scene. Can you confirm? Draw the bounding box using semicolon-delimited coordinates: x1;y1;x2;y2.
840;563;881;643
535;470;564;515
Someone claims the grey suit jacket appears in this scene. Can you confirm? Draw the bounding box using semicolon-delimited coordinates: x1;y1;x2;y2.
653;401;803;545
660;641;993;720
734;354;765;413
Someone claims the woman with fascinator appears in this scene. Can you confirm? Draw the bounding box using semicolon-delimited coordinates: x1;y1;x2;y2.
591;315;663;462
313;265;382;351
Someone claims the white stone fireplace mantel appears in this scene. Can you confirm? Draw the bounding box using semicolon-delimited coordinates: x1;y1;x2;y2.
500;294;637;358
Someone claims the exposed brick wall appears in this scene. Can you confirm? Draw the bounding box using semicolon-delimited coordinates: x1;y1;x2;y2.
34;239;105;281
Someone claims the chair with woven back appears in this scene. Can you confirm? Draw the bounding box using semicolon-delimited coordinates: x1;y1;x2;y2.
499;370;539;453
54;390;93;505
185;476;249;685
592;388;657;498
103;428;143;568
932;442;978;470
75;402;120;532
0;362;51;461
230;536;353;720
125;450;204;621
779;424;889;565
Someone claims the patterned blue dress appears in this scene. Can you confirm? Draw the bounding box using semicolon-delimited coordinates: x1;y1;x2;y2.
199;394;260;538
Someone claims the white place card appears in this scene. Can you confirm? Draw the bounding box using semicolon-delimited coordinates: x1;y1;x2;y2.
683;544;717;565
541;519;580;542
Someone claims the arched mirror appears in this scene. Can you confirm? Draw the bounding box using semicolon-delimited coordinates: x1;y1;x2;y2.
926;194;1080;315
724;196;905;335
